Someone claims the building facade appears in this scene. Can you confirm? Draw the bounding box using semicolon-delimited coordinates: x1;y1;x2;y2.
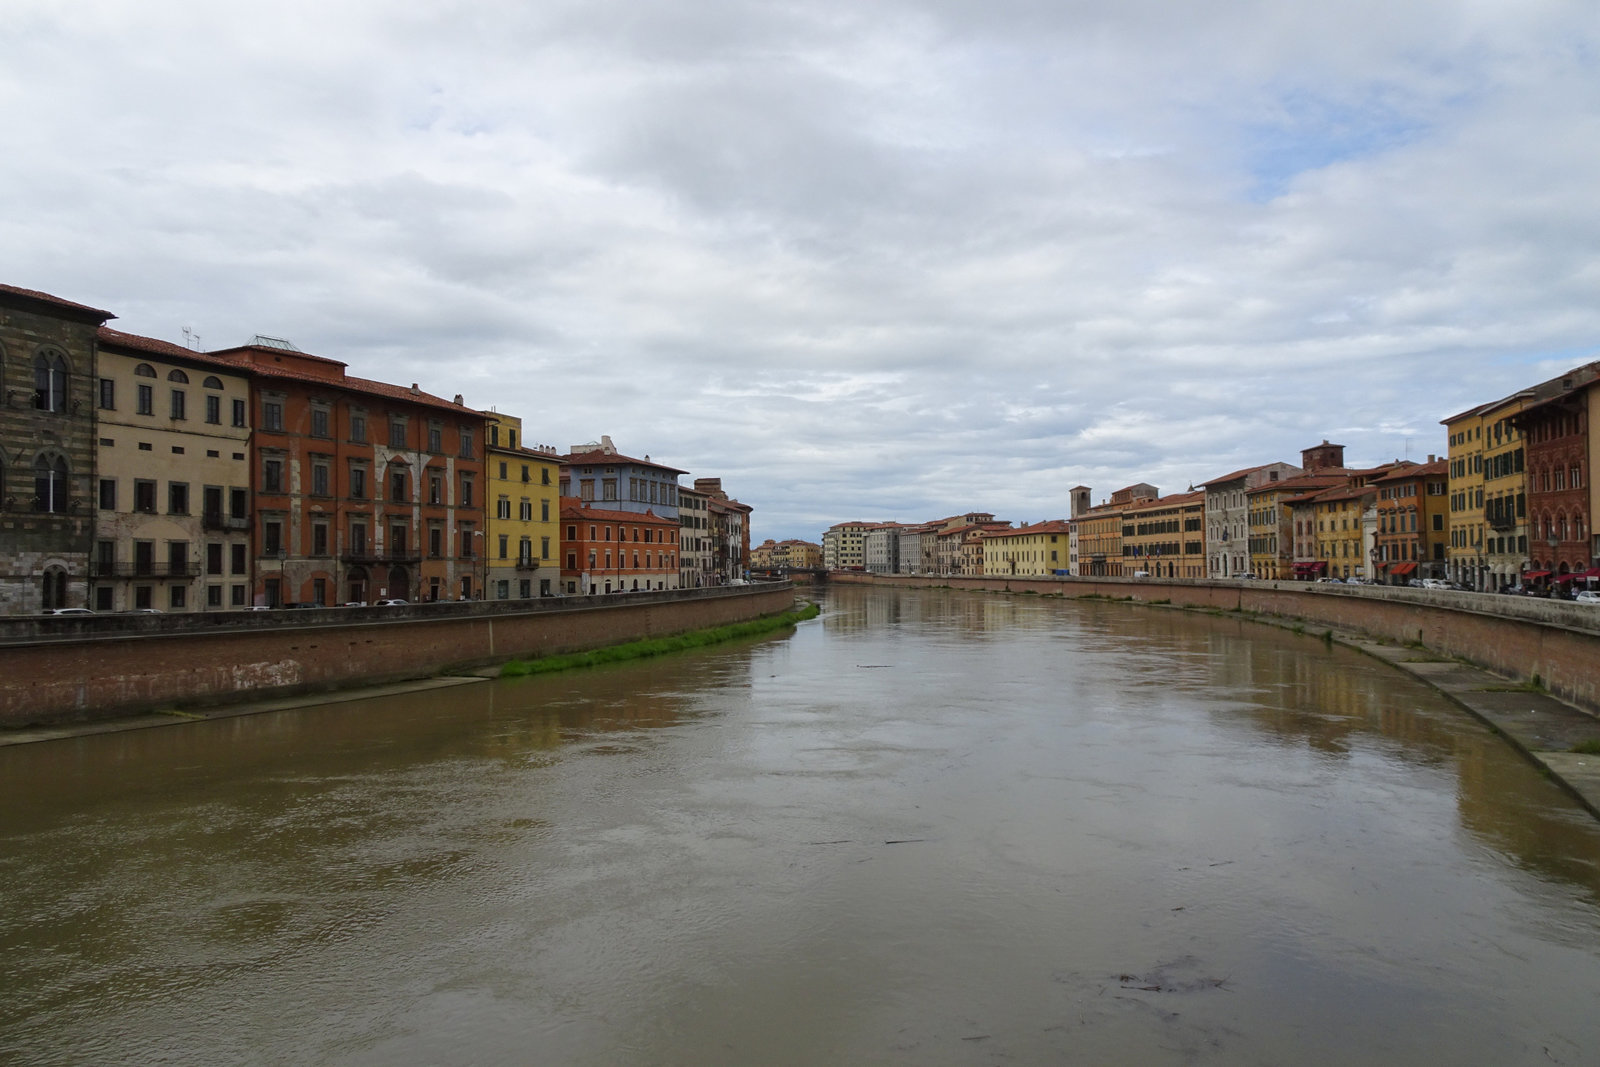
483;412;561;600
560;501;679;594
1202;462;1301;578
207;337;488;606
0;284;112;614
981;520;1070;577
93;328;253;612
1512;364;1599;584
1121;492;1204;577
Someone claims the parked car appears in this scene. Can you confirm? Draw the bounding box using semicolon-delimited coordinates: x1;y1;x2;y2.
1235;573;1258;580
120;608;163;615
373;598;409;607
1575;590;1600;605
1419;578;1451;590
1132;571;1150;579
42;607;95;616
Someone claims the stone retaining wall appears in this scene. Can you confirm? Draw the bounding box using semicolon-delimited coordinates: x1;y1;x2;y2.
0;583;796;727
832;573;1600;717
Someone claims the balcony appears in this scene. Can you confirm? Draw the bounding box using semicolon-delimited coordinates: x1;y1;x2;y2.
340;550;423;566
514;556;543;571
1484;508;1518;532
90;561;199;579
202;511;251;532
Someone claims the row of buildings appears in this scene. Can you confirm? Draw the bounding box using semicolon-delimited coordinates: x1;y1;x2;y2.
1;283;752;615
824;358;1600;593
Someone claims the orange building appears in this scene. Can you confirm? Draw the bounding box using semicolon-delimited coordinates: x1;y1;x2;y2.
208;337;488;606
1373;459;1450;584
560;500;679;595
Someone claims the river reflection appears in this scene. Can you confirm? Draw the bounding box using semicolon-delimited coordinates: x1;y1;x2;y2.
3;584;1600;1065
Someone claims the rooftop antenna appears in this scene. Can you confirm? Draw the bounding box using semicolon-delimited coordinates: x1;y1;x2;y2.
181;326;201;351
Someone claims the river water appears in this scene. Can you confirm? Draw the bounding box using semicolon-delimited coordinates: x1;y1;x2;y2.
4;585;1600;1065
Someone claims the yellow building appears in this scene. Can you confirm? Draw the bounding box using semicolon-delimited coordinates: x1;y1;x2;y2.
1442;402;1491;589
482;412;560;600
982;520;1070;577
1305;484;1374;581
1070;484;1156;577
1120;492;1205;577
1248;474;1347;579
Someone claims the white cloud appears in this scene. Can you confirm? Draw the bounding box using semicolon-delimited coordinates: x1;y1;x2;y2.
4;0;1599;540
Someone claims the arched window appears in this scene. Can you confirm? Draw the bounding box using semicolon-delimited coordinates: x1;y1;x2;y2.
42;567;68;611
168;368;189;384
203;375;223;390
34;454;68;513
33;350;68;412
134;363;156;377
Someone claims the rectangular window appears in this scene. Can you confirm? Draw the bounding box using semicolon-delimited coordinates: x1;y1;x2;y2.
350;412;366;442
311;407;330;438
263;458;283;493
263;520;282;555
499;534;509;559
312;462;330;497
350;521;368;556
541;536;550;560
99;378;115;409
231;584;246;606
350;464;368;499
230;487;248;519
541;499;550;522
542;467;551;485
462;528;476;557
461;475;474;508
429;526;443;558
429;425;443;452
170;390;186;420
134;479;157;513
168;541;188;574
390;525;407;555
205;394;221;424
313;523;329;556
458;426;475;458
207;542;223;575
263;400;283;431
231;543;247;575
390;470;408;503
389;418;406;448
134;541;154;575
99;478;116;511
497;497;511;520
232;398;246;427
168;482;189;515
137;384;153;415
519;500;532;521
169;585;187;610
207;584;223;608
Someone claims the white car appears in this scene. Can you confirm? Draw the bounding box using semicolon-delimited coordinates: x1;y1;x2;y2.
373;598;409;607
1575;590;1600;605
42;607;95;616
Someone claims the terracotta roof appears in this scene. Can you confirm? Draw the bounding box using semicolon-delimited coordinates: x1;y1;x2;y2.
560;500;676;524
1200;463;1292;488
984;520;1071;539
1126;490;1204;512
98;326;249;371
0;283;115;321
1371;459;1446;482
564;447;687;475
1247;472;1348;496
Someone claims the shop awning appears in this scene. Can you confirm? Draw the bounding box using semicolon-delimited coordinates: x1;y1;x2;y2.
1523;570;1551;580
1558;568;1600;583
1292;561;1326;573
1389;562;1417;576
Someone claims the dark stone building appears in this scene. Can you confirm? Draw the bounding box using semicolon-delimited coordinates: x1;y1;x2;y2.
0;285;114;613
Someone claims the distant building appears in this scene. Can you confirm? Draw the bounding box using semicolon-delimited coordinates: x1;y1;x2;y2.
1200;462;1301;578
482;412;561;601
560;500;679;595
981;520;1070;577
1121;492;1205;578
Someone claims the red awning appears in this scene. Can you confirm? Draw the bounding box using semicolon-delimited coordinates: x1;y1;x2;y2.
1523;570;1551;580
1293;561;1326;573
1389;562;1417;576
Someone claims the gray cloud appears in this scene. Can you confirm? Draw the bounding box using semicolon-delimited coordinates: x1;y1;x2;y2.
4;0;1598;539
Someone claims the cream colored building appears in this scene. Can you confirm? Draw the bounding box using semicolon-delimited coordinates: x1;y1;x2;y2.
93;328;253;612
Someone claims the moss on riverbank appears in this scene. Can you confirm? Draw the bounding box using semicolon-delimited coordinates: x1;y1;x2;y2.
499;602;821;677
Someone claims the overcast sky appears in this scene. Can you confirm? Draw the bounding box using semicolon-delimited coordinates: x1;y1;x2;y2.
7;1;1598;541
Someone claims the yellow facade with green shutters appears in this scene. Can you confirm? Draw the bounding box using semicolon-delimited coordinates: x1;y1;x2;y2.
483;412;562;600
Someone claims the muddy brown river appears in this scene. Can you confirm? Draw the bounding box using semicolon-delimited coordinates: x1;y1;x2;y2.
3;585;1600;1064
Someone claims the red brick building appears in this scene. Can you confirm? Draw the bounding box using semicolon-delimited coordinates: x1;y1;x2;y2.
560;500;679;595
1513;364;1598;583
207;337;487;606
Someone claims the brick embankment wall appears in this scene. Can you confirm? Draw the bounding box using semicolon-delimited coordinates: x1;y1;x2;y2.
0;584;796;727
831;573;1600;717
